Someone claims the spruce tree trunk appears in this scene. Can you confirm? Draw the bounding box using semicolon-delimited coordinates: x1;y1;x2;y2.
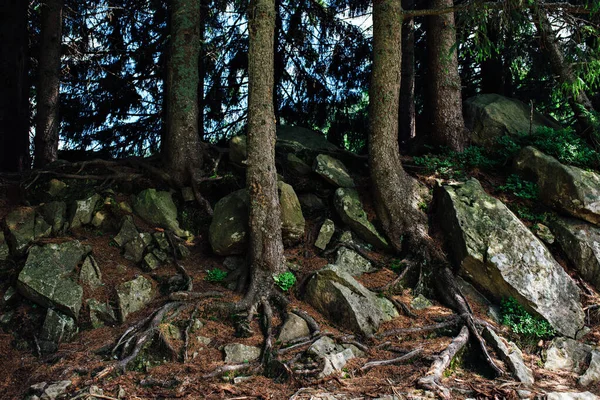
534;10;596;139
164;0;204;185
197;0;209;140
370;0;429;252
426;0;465;151
399;0;416;151
244;0;285;303
0;0;30;172
35;0;63;168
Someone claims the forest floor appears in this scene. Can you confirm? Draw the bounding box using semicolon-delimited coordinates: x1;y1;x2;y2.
0;162;599;400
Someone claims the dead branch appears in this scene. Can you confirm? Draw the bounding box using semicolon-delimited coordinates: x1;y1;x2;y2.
418;325;469;399
360;347;423;372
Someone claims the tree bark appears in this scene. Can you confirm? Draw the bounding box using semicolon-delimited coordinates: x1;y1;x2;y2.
197;0;209;140
164;0;204;185
0;0;30;172
35;0;63;168
399;0;416;152
426;0;466;151
244;0;285;304
534;8;596;139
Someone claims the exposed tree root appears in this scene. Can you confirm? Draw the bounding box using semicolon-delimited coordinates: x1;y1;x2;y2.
360;347;423;372
168;291;224;301
376;316;461;339
418;325;469;399
292;308;320;335
182;306;199;362
385;294;417;318
165;230;192;291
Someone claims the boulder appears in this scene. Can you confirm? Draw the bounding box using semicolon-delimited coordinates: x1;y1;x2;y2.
579;350;600;387
17;241;90;318
313;154;355;188
286;153;312;176
87;299;117;329
315;219;335;250
5;207;35;256
223;343;261;363
123;236;148;263
334;247;373;276
278;313;310;343
551;218;600;290
544;337;593;373
79;255;102;289
546;393;599;400
334;188;389;250
47;179;67;198
298;193;327;216
482;327;534;384
410;294;433;310
133;189;187;237
307;336;359;378
34;215;52;239
434;179;585;338
39;309;78;353
69;194;102;229
116;276;154;322
209;186;305;255
304;264;398;335
463;94;561;147
515;147;600;225
113;216;139;247
143;253;161;271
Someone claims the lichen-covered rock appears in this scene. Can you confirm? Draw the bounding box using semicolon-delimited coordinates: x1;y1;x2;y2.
223;343;261;363
313;154;355;188
116;276;154;322
38;201;67;234
276;125;339;154
304;265;398;336
79;255;102;289
133;189;187;237
298;193;327;216
87;298;117;328
143;253;160;271
278;313;310;343
5;207;35;256
434;178;585;338
34;215;52;240
551;218;600;290
39;309;78;353
334;188;389;250
69;194;102;229
334;247;373;276
113;216;139;247
278;181;305;245
545;337;594;373
17;241;90;318
463;94;560;147
410;294;433;310
483;327;534;384
315;219;335;250
123;236;148;263
515;147;600;225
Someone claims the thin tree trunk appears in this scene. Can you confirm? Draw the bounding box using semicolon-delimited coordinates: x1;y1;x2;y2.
534;8;596;139
426;0;466;151
164;0;204;185
0;0;30;172
244;0;285;304
399;0;416;152
35;0;63;168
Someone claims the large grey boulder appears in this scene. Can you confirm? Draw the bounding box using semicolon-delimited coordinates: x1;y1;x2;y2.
434;179;585;338
69;194;102;229
17;241;90;318
5;207;36;256
313;154;355;188
276;125;339;154
551;218;600;290
463;94;560;147
305;264;398;336
209;186;305;255
278;313;310;343
515;147;600;225
334;188;389;250
133;189;188;237
116;276;154;322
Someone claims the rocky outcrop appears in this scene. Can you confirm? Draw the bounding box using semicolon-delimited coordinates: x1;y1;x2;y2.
313;154;355;188
17;241;90;318
463;94;560;147
304;264;398;335
133;189;188;237
551;218;600;290
334;188;389;250
515;147;600;225
434;179;585;338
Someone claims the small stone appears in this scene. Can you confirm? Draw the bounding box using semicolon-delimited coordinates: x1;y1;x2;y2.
117;386;126;399
114;216;139;247
223;343;261;363
278;313;310;343
91;211;108;228
87;299;117;328
38;202;67;234
119;201;132;213
411;294;433;310
69;194;102;229
0;311;14;324
133;189;188;237
143;253;161;271
176;243;190;259
116;276;154;322
152;248;168;262
334;246;373;276
308;336;337;357
191;319;204;332
123;236;148;263
545;392;599;400
153;232;170;250
223;256;246;271
40;380;71;400
233;376;253;384
79;255;102;289
3;286;17;302
197;336;211;346
5;207;36;256
315;219;335;250
533;223;555;244
34;215;52;240
545;337;593;373
29;382;47;395
89;386;103;396
159;323;182;340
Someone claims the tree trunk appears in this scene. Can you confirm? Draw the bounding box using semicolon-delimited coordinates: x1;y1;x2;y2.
164;0;204;185
197;0;209;140
534;9;596;139
34;0;63;168
426;0;465;151
0;0;30;172
399;0;416;152
244;0;285;304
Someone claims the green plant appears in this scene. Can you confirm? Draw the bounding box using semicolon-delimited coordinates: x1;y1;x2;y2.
205;268;228;283
513;205;549;223
499;174;538;200
389;259;405;272
273;271;296;291
501;297;555;339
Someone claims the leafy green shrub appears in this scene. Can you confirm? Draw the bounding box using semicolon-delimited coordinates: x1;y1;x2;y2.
499;174;538;200
205;268;228;283
501;297;555;339
273;271;296;291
